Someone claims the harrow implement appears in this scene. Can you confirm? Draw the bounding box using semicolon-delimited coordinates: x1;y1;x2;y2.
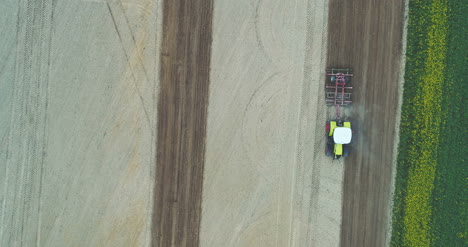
325;68;353;119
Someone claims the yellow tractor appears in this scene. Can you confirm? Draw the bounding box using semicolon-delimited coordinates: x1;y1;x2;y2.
326;120;352;159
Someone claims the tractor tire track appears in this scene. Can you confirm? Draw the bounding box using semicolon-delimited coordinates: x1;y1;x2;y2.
289;0;331;246
1;0;53;246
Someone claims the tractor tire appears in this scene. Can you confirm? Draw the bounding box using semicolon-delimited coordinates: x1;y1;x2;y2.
343;145;350;157
325;146;333;156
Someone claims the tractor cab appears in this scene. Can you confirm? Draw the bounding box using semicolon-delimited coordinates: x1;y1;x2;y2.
333;127;352;144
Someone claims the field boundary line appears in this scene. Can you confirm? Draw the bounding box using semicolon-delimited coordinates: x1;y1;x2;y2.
385;0;409;246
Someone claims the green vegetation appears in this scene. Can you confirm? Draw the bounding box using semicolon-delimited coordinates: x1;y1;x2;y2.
391;0;467;246
431;1;468;246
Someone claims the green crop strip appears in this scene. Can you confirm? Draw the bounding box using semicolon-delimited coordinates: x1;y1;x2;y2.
431;0;468;246
391;0;467;246
401;1;447;245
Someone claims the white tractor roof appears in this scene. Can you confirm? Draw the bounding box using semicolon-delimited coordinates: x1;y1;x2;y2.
333;127;352;144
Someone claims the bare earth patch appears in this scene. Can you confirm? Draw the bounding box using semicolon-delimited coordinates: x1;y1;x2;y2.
0;0;162;246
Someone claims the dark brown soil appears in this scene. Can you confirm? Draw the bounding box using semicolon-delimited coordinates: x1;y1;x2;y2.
327;0;405;246
152;0;213;246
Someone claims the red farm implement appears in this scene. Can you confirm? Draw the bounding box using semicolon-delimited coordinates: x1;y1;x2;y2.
325;68;353;119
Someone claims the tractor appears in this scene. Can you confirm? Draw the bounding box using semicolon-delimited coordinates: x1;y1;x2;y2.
325;120;352;159
325;68;353;160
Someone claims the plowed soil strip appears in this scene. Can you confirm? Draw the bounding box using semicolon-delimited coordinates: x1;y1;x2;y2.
152;0;213;246
326;0;404;246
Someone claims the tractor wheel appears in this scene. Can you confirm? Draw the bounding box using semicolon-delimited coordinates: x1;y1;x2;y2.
345;76;350;83
325;146;333;156
343;146;350;157
331;75;336;83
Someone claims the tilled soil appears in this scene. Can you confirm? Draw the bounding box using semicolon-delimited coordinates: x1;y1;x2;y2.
326;0;405;246
152;0;213;246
